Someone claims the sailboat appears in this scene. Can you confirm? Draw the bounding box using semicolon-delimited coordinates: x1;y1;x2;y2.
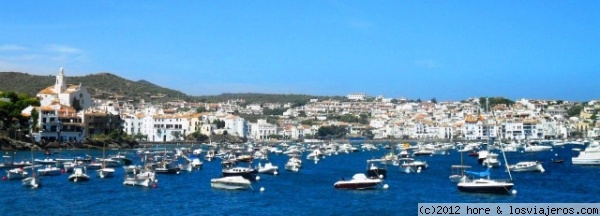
449;150;471;182
96;143;115;178
22;149;41;188
457;112;515;194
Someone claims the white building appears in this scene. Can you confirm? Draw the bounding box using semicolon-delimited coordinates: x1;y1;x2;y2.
249;119;277;140
34;68;92;142
347;93;366;101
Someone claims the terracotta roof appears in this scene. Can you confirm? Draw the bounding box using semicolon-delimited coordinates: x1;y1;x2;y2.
38;86;56;95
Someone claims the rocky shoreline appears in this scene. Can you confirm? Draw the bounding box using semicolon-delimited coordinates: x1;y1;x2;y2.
0;136;139;151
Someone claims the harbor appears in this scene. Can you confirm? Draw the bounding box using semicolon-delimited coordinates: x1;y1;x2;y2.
1;140;599;215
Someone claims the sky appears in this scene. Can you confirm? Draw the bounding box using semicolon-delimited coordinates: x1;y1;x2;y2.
1;1;599;102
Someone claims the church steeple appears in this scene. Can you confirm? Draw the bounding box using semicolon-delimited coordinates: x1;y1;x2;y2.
54;67;66;93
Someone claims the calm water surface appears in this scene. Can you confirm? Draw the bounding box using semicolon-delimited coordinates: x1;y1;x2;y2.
1;143;597;215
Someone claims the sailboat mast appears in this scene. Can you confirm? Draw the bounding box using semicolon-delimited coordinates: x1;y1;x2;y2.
495;111;513;181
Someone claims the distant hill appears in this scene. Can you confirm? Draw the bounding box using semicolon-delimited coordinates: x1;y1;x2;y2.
0;72;342;104
0;72;192;102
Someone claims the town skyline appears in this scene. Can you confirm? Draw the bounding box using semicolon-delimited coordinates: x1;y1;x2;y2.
1;2;599;101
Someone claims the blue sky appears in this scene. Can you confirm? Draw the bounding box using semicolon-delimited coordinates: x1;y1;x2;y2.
1;1;599;101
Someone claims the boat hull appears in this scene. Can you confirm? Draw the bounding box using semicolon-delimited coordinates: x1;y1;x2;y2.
334;182;380;190
457;181;513;194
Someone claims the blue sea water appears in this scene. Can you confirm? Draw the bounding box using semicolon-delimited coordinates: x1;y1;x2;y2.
1;143;598;216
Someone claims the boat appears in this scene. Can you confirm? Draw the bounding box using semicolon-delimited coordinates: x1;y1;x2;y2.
449;165;471;182
96;143;115;178
457;168;513;194
123;169;157;188
508;161;545;172
37;165;62;176
210;176;252;190
22;150;41;188
153;161;181;174
482;153;501;168
572;141;600;165
256;162;279;175
6;167;28;180
457;115;515;195
397;158;428;173
222;166;258;181
365;159;387;179
524;144;553;152
333;173;383;190
68;166;90;182
449;149;470;182
284;160;300;172
205;149;215;162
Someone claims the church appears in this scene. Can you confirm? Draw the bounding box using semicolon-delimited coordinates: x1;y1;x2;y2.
34;68;92;143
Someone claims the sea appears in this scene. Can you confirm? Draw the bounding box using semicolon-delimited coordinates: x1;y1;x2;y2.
1;143;598;216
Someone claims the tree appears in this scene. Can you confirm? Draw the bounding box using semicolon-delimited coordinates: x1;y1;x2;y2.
317;125;348;139
431;98;437;104
298;111;307;117
196;107;208;113
567;104;584;117
212;119;225;129
171;131;182;141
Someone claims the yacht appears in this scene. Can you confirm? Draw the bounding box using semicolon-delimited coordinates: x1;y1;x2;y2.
6;167;28;180
210;176;252;190
572;141;600;165
123;169;157;188
334;173;383;190
256;162;279;175
508;161;545;172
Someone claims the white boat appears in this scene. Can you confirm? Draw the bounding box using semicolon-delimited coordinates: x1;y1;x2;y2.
508;161;545;172
96;143;115;178
205;150;215;162
333;173;383;190
482;153;501;168
123;170;158;188
22;174;41;188
96;167;115;178
37;165;62;176
22;150;41;188
68;166;90;182
257;162;279;175
449;165;471;182
285;160;300;172
572;141;600;165
210;176;252;190
457;177;514;194
524;144;552;152
6;167;28;180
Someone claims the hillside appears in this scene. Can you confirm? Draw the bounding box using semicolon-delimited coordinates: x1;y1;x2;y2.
0;72;343;105
0;72;192;102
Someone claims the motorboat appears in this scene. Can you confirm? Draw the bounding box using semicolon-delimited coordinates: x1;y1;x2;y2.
365;159;387;179
457;168;513;194
285;160;300;172
37;165;61;176
123;170;157;188
508;161;545;172
572;141;600;165
210;176;252;190
397;158;428;173
333;173;383;190
205;150;215;162
153;161;181;174
96;167;115;178
6;167;28;180
256;162;279;175
222;166;258;181
34;158;57;165
482;153;501;168
412;149;434;156
68;166;90;182
524;144;552;152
